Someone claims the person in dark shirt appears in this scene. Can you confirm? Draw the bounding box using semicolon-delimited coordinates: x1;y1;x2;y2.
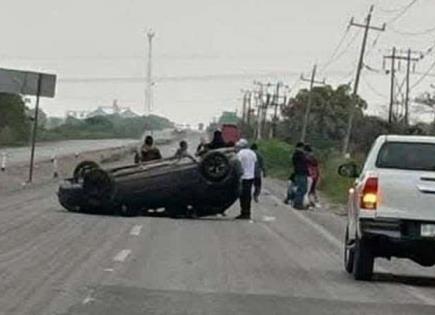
195;137;207;156
139;136;162;162
292;142;309;209
205;130;226;150
173;140;195;161
251;143;266;203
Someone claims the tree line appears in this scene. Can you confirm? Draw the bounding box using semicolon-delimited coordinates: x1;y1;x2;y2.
0;93;174;146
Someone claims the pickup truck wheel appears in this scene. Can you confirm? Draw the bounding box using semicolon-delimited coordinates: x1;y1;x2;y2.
344;227;354;274
353;237;374;281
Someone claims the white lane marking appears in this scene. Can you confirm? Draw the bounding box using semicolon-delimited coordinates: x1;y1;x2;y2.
113;249;131;262
82;294;95;305
265;189;435;306
267;193;342;248
261;215;276;222
104;268;114;272
130;225;142;236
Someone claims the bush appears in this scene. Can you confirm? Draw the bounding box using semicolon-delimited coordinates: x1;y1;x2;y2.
257;139;293;180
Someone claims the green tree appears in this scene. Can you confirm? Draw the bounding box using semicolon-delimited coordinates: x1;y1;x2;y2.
0;93;30;145
279;85;367;150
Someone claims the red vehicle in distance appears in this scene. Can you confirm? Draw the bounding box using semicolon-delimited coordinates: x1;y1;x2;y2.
221;124;241;146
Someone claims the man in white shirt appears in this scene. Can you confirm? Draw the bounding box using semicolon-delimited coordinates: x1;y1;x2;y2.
235;139;257;220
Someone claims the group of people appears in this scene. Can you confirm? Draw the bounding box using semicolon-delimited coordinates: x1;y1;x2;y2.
135;132;266;221
136;133;318;216
286;142;320;210
136;130;230;164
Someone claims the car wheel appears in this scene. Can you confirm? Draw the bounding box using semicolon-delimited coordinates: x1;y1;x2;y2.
353;237;374;281
165;205;187;218
344;227;354;274
199;151;231;182
118;204;137;217
73;160;100;182
83;169;114;201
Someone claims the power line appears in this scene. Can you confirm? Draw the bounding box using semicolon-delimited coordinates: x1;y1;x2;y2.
390;24;435;36
319;26;351;72
385;0;418;25
411;60;435;89
320;29;361;74
362;75;388;99
378;0;418;13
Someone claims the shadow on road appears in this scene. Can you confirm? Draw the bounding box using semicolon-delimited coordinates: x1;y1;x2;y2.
373;272;435;288
57;207;235;221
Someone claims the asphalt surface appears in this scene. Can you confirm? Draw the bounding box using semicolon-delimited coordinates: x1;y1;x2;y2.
0;128;173;165
2;139;435;314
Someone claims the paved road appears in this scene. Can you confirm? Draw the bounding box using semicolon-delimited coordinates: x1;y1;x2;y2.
0;128;174;165
2;148;435;314
0;139;138;165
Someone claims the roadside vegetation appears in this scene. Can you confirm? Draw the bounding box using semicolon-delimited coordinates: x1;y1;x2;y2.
248;84;435;204
257;139;354;204
0;92;174;147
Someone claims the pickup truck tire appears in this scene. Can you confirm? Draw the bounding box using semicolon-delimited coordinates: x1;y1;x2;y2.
353;237;374;281
344;228;354;274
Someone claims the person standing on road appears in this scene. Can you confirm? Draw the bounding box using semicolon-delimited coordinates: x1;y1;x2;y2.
251;143;266;203
235;139;257;220
291;142;309;210
304;144;320;207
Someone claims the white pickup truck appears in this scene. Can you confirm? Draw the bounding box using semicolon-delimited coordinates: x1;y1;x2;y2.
339;135;435;281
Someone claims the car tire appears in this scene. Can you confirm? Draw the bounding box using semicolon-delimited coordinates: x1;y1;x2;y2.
118;204;137;217
344;227;354;274
352;237;374;281
199;151;231;182
165;205;186;218
73;160;100;182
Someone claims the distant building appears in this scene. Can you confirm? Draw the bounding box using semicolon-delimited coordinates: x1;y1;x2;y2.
67;99;139;119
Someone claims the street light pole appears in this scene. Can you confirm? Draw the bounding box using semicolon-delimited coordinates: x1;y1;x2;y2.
145;29;155;115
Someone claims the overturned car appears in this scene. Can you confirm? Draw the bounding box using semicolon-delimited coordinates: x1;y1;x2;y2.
58;149;241;217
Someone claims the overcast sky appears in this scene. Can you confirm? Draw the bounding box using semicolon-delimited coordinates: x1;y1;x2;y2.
1;0;435;125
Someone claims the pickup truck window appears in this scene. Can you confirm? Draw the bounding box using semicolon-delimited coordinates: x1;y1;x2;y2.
376;142;435;171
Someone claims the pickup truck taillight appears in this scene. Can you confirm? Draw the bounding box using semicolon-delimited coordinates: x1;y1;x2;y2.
360;177;378;210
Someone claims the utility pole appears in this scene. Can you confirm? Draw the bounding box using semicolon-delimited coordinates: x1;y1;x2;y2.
384;48;421;126
384;47;396;124
405;49;412;125
300;64;325;142
246;91;252;126
342;5;385;155
271;82;288;138
145;29;155;115
241;91;247;123
253;81;271;140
